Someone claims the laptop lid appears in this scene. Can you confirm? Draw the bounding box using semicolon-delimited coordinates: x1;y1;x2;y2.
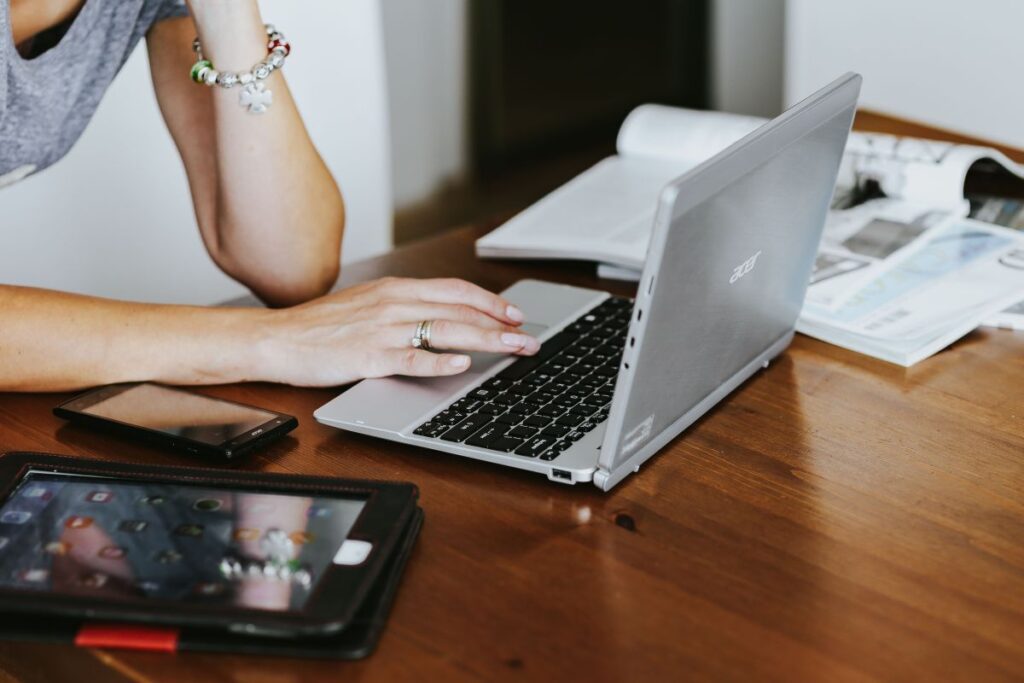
595;73;861;490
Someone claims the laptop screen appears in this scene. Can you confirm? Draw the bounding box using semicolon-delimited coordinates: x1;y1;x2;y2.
598;75;860;485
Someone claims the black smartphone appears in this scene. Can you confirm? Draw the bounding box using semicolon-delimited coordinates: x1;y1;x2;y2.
54;383;298;460
0;453;420;639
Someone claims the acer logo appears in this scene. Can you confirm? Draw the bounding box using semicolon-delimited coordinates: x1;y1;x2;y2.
729;250;762;284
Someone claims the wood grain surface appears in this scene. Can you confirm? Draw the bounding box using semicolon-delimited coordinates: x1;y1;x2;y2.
0;114;1021;682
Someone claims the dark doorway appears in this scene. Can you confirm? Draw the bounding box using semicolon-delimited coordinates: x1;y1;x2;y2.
470;0;710;177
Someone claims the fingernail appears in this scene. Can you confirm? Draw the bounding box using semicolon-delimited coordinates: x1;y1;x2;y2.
501;333;530;348
506;305;525;322
449;355;470;368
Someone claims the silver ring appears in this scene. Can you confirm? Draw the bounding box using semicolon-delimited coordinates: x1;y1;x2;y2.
411;320;433;351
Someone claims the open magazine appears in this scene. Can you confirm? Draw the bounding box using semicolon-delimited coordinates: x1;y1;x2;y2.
475;105;1024;364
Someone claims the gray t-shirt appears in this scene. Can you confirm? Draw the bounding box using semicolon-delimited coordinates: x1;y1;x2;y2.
0;0;187;187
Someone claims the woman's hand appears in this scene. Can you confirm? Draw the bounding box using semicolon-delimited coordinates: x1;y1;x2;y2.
254;278;539;387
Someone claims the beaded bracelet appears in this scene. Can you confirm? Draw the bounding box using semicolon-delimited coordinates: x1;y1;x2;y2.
190;24;291;114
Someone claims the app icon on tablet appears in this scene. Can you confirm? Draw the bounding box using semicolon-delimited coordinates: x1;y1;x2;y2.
139;495;166;506
194;582;225;596
154;550;183;564
289;531;315;545
19;569;49;583
0;511;31;525
233;527;259;542
193;499;223;512
65;516;93;529
85;491;113;503
79;572;109;589
174;524;204;538
22;486;52;501
44;541;71;555
118;520;148;533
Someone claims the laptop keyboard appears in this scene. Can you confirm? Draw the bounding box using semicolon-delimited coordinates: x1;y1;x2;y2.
413;296;633;462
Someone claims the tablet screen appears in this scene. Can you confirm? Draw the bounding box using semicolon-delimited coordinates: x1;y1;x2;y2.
0;471;366;613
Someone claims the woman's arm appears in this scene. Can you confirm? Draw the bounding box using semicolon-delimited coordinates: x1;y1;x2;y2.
146;2;345;307
0;279;536;392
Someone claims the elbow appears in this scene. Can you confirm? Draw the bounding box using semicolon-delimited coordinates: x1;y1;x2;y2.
256;251;341;308
215;237;341;308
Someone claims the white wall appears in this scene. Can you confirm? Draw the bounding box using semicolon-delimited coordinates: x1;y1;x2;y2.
711;0;785;117
381;0;468;208
786;0;1024;148
1;0;392;305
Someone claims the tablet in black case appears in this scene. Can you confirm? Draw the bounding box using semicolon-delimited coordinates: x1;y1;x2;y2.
0;507;422;659
0;453;423;659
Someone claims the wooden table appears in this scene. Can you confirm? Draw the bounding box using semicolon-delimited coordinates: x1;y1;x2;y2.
1;114;1022;682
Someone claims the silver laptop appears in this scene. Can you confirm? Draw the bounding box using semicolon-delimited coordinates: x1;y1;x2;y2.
316;73;861;491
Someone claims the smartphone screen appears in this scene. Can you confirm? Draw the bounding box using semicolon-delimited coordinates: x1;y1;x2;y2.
0;471;366;613
78;384;279;447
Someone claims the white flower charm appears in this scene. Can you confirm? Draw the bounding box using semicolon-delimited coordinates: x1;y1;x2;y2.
239;82;273;114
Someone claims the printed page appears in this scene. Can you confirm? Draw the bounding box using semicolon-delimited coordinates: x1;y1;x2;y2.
807;198;968;309
616;105;766;163
843;133;1024;209
475;156;688;269
801;220;1024;342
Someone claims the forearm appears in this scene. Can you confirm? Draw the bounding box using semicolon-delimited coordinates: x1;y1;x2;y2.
156;3;345;306
0;286;269;392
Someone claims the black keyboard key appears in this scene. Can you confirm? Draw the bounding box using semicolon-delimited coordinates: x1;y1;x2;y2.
413;422;448;438
556;413;586;428
567;430;586;442
482;378;512;391
433;410;464;425
542;424;570;438
515;435;558;458
466;422;508;448
508;425;538;439
508;402;532;415
451;398;485;413
569;405;593;417
551;395;578;410
508;383;533;395
490;393;516;406
524;391;556;406
537;405;562;418
489;436;525;453
577;421;598;433
478;403;503;415
524;415;551;428
467;387;500;401
540;440;572;460
495;412;519;425
440;414;491;442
